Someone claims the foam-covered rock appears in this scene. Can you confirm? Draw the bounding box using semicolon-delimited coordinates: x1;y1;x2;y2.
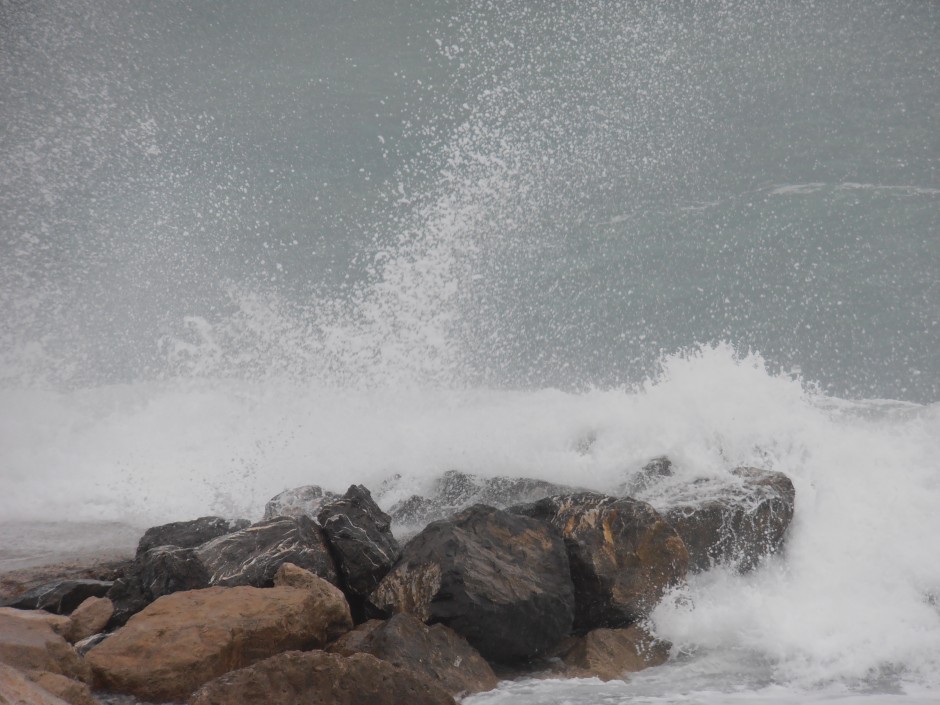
263;485;338;520
385;470;580;534
632;462;796;572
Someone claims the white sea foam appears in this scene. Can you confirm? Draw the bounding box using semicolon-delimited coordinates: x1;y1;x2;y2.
2;345;939;697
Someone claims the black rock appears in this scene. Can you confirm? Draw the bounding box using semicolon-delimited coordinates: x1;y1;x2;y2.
511;493;689;630
317;485;401;598
369;505;575;664
195;515;339;587
107;545;211;628
2;579;113;615
136;516;249;557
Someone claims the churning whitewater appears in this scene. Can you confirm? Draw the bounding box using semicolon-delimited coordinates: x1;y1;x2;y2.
1;0;938;703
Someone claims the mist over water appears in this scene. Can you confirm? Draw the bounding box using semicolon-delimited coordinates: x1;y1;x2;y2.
2;0;940;701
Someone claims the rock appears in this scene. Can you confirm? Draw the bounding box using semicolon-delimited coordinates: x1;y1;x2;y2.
189;650;457;705
2;581;112;616
135;516;248;556
511;493;689;630
557;626;670;680
271;563;353;627
0;663;72;705
634;463;796;572
386;470;580;534
0;559;129;607
85;584;353;703
0;609;90;683
195;515;338;588
317;485;401;598
0;608;71;638
369;505;575;663
26;672;100;705
64;598;112;645
263;485;339;520
106;545;210;628
72;635;107;658
326;613;497;696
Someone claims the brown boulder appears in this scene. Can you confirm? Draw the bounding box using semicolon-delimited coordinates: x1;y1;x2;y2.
85;584;353;702
0;663;72;705
369;505;575;663
326;613;497;696
558;626;670;680
64;598;112;645
189;650;457;705
0;610;90;683
26;672;99;705
0;608;70;638
511;493;689;630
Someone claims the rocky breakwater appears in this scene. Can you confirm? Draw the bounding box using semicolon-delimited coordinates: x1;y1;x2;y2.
0;463;797;703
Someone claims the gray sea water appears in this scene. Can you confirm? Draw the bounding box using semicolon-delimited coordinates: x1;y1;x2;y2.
2;1;939;703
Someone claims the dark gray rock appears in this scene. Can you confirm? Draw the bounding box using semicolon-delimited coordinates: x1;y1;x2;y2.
512;493;689;630
263;485;339;520
107;545;211;628
195;515;339;587
2;579;113;615
369;505;575;664
136;516;248;556
317;485;401;598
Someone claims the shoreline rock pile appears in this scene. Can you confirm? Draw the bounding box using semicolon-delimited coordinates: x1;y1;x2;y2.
0;461;795;705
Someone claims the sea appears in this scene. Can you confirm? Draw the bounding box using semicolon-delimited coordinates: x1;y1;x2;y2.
1;1;939;703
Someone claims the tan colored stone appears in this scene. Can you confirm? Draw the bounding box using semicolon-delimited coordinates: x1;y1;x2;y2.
559;626;670;680
272;562;350;617
190;650;457;705
64;599;112;645
27;672;99;705
85;584;354;702
0;608;70;638
0;611;90;683
0;663;72;705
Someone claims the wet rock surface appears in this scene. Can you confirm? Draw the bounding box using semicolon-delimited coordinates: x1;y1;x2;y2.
326;613;498;696
189;650;457;705
511;493;689;630
633;462;796;572
317;485;401;599
135;516;247;557
369;505;575;663
2;580;113;616
86;579;352;703
557;625;671;680
195;515;338;588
